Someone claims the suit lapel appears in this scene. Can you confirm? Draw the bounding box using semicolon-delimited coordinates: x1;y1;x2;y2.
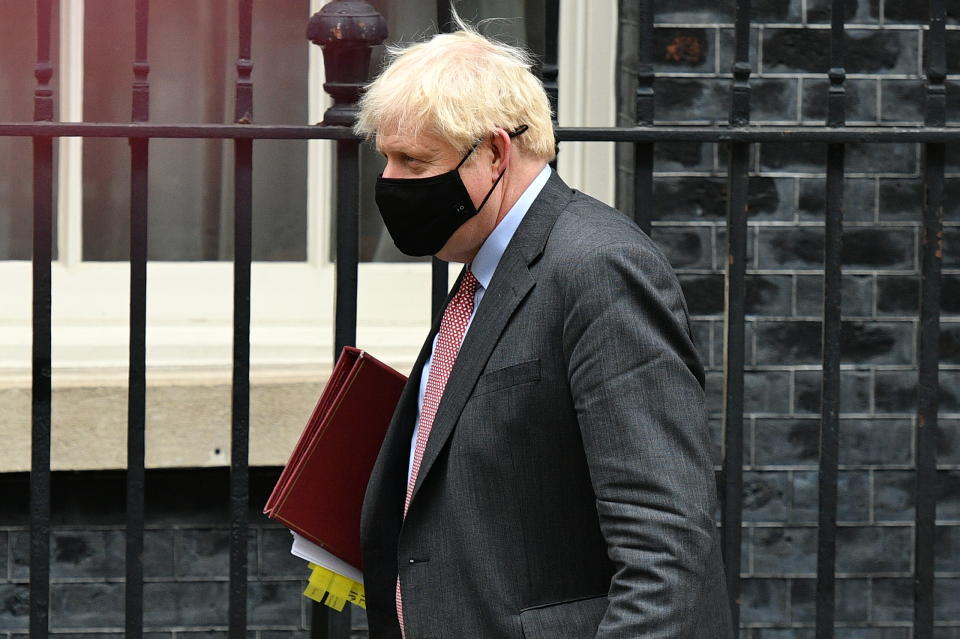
408;171;573;507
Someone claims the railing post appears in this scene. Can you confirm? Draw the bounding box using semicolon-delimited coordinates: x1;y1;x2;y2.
916;0;946;634
126;2;150;638
229;3;254;639
723;0;752;634
432;5;453;322
30;1;55;638
633;0;655;234
815;1;846;636
308;2;387;637
544;0;559;169
309;0;387;357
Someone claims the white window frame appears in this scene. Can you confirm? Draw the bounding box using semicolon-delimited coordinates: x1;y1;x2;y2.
0;0;616;382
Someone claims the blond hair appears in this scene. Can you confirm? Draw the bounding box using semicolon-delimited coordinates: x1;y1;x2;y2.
355;14;555;162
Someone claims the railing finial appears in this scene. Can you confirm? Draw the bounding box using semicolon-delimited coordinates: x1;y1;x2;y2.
308;0;388;127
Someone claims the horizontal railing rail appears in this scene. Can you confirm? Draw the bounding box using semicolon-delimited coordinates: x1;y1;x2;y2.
5;122;960;142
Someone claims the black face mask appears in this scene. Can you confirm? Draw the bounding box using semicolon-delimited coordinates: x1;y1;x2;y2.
374;125;528;257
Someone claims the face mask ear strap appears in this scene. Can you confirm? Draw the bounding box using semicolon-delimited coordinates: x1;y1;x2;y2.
508;124;529;138
476;167;507;213
473;124;530;213
456;139;482;170
456;124;529;170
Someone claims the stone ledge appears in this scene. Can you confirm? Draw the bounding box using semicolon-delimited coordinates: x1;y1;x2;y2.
0;375;341;472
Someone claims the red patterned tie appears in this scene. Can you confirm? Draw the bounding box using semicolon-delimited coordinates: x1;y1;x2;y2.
397;269;480;634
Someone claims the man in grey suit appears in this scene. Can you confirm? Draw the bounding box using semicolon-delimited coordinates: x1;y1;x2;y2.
354;15;733;639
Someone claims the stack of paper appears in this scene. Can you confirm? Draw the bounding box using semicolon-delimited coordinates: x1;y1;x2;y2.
292;532;365;610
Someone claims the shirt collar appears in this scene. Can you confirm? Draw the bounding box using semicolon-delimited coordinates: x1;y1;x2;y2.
470;164;551;290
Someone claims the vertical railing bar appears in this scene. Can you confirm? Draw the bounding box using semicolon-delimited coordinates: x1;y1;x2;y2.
326;12;362;638
544;0;559;169
431;3;454;321
326;69;360;639
309;3;386;632
333;140;360;358
722;0;751;633
329;119;359;639
125;2;150;638
633;0;654;234
431;259;448;321
915;0;945;634
229;1;254;638
816;1;846;636
30;1;54;638
436;0;452;33
324;128;361;639
329;147;361;639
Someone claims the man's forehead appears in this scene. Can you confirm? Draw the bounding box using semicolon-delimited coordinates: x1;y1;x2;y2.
376;130;452;155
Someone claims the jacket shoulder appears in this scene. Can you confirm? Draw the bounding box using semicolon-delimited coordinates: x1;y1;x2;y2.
547;189;664;261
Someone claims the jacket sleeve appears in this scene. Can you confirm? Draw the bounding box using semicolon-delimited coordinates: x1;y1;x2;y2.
560;238;720;638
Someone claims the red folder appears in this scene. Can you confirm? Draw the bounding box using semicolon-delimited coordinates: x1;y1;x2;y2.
264;346;407;571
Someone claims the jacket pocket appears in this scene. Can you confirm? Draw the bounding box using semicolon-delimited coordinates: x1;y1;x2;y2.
473;359;540;397
519;594;608;639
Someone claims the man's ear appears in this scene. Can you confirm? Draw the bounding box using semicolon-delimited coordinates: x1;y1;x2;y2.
488;128;512;180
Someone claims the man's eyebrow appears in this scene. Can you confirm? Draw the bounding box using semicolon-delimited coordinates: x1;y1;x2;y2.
380;145;432;160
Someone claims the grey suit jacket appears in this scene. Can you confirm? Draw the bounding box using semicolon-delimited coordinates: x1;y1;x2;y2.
360;172;733;639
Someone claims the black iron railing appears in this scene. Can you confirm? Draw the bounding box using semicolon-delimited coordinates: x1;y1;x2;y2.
916;2;947;636
29;4;54;639
816;0;845;635
6;0;949;638
721;0;751;628
126;3;149;638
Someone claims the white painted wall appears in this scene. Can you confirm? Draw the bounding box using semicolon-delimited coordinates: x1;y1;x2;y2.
557;0;618;206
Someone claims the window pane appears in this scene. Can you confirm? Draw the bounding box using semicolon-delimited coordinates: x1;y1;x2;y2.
0;0;59;260
81;0;308;261
249;0;309;261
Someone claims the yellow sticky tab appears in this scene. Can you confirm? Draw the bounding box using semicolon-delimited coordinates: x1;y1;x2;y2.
304;564;333;605
325;593;347;612
328;573;354;601
346;582;366;609
303;563;365;610
303;581;327;604
309;565;335;590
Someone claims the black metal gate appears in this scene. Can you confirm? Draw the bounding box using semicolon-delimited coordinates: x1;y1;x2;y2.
2;0;950;637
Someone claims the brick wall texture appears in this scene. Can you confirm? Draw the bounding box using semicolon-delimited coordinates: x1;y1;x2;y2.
0;470;369;638
615;0;960;637
3;0;960;636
